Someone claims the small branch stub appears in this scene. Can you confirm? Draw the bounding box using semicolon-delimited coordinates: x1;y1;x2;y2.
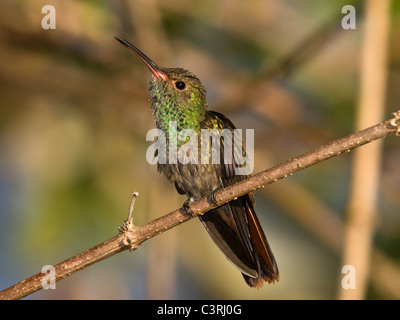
389;111;400;136
118;191;139;251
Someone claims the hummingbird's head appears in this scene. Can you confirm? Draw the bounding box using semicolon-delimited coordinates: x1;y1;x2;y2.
115;37;207;132
149;67;207;112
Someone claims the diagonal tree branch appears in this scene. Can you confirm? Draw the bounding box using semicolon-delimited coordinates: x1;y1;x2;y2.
0;112;399;300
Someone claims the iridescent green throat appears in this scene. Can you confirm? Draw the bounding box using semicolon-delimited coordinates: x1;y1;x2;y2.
149;68;208;143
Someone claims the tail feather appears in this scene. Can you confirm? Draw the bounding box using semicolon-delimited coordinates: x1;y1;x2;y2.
243;196;279;287
199;195;279;288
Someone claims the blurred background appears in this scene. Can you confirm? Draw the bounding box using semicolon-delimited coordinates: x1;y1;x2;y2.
0;0;399;299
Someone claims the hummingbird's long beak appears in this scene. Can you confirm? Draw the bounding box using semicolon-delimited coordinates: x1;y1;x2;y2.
115;37;168;81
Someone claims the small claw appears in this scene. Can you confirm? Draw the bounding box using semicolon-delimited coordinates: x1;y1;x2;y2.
182;198;195;217
207;186;222;206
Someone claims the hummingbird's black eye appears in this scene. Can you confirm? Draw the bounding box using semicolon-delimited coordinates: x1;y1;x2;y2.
175;81;186;90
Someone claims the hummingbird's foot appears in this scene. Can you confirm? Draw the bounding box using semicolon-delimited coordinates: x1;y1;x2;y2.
182;198;195;217
207;186;223;206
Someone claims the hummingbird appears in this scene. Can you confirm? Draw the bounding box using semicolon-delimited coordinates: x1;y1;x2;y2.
115;37;279;287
